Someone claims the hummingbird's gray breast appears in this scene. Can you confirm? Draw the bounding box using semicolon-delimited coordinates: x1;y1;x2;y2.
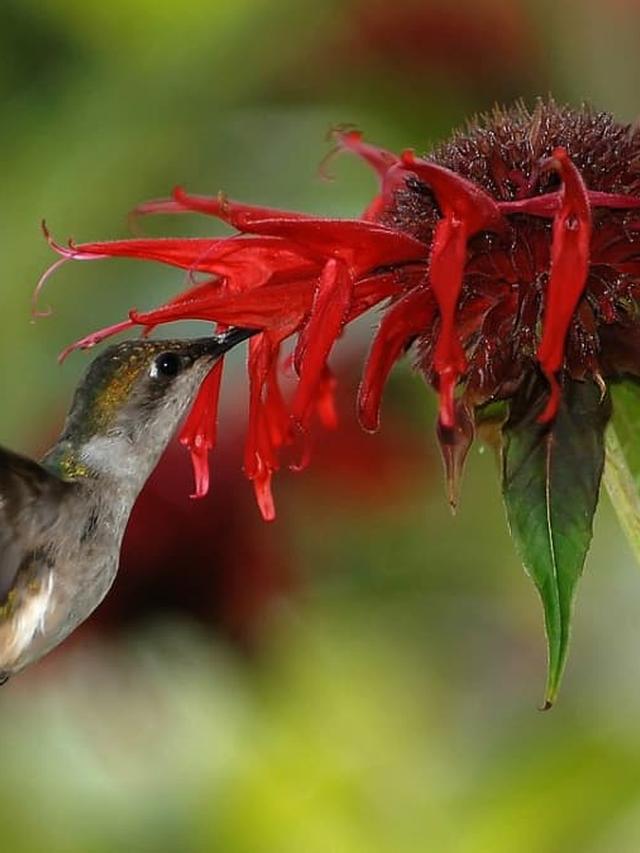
0;448;129;674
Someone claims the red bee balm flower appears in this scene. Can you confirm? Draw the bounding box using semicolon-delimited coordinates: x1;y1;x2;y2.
41;101;640;705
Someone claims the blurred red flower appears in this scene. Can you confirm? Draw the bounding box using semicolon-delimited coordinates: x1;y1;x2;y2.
340;0;542;92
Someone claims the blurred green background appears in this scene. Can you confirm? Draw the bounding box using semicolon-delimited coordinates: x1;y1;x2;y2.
3;1;640;850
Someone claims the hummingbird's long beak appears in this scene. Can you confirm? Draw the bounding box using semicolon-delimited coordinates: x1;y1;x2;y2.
217;326;260;353
190;327;259;360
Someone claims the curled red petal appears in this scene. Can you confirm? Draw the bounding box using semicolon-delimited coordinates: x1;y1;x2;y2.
536;148;592;422
358;287;436;431
292;258;352;424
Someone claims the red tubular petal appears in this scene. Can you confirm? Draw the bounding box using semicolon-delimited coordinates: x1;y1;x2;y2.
43;226;111;262
58;318;137;361
348;266;427;322
536;148;592;422
187;443;210;498
292;259;352;424
429;217;472;428
361;162;414;221
498;189;640;219
169;200;428;272
358;287;436;431
325;132;408;220
264;345;293;448
244;335;285;520
172;187;314;225
132;197;189;217
399;151;508;427
315;367;339;430
131;277;316;331
245;336;272;473
539;372;561;424
49;235;315;280
361;197;389;221
53;237;231;268
252;463;276;522
588;190;640;209
331;129;399;180
171;189;428;274
348;271;401;320
400;150;506;234
498;193;561;217
437;370;458;430
179;359;224;498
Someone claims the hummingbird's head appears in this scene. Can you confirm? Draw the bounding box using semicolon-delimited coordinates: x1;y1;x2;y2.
55;328;255;486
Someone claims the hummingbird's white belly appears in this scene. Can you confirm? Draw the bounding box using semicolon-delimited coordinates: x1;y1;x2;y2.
0;547;120;675
3;571;54;664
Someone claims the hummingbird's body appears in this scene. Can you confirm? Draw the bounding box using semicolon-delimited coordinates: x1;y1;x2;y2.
0;329;254;680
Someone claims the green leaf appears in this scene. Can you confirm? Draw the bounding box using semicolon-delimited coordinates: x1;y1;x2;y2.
604;379;640;567
502;376;610;707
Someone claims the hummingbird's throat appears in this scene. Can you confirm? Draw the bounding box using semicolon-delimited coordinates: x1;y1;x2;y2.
42;442;91;481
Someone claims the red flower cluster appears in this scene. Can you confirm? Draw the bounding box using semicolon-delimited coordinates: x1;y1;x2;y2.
40;102;640;519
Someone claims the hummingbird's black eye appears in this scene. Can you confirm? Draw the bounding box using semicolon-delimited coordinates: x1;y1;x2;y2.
150;351;182;379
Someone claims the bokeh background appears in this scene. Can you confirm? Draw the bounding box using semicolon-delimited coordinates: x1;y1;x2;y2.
2;1;640;850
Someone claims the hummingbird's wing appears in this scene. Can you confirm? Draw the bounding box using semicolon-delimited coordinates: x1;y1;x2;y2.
0;447;70;603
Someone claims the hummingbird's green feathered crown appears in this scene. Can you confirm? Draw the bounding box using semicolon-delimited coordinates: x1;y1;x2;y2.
68;339;189;441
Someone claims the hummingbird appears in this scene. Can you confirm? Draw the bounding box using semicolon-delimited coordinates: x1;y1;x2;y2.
0;327;256;682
